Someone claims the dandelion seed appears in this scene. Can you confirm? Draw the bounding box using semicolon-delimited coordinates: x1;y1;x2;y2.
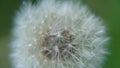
11;0;109;68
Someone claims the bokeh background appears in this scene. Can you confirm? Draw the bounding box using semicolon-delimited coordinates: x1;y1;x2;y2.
0;0;120;68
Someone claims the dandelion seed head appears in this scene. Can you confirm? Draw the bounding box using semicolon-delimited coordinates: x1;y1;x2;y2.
11;0;109;68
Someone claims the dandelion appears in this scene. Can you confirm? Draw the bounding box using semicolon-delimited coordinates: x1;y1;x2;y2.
11;0;109;68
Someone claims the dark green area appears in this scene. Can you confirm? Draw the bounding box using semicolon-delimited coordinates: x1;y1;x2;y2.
0;0;120;68
0;0;22;68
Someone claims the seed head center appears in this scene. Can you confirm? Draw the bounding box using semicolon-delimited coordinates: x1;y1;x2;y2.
41;30;76;61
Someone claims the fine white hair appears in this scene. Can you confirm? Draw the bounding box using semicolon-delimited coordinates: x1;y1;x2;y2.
11;0;109;68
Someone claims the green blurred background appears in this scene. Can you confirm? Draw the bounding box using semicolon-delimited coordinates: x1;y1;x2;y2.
0;0;120;68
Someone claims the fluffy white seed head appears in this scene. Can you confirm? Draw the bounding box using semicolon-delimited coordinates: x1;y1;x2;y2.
11;0;109;68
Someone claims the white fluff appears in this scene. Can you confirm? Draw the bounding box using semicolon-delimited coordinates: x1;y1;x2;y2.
11;0;109;68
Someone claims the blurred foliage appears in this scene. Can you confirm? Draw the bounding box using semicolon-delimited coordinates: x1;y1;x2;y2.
0;0;120;68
